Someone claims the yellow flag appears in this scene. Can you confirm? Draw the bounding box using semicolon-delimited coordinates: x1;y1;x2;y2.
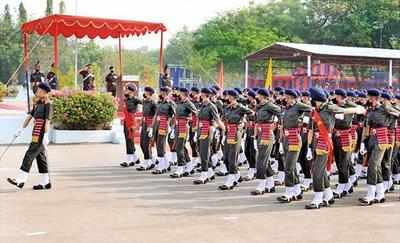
265;57;273;88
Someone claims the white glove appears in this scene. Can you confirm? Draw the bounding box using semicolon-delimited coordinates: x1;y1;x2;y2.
279;142;284;154
254;139;258;151
170;128;175;139
273;116;279;123
14;128;23;138
306;147;313;160
303;116;310;124
356;106;366;115
335;113;345;120
221;135;226;144
139;126;142;135
214;129;220;139
43;133;49;150
148;128;153;138
193;132;197;142
360;142;367;155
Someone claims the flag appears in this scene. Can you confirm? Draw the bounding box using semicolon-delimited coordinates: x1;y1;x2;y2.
265;58;273;88
217;62;224;90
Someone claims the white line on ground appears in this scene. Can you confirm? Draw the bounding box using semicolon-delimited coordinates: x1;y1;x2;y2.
26;232;47;236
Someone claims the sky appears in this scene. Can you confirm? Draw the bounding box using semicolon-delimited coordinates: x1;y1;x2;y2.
2;0;266;49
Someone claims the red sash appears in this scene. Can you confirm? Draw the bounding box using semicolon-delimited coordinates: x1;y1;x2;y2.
177;118;189;138
199;120;210;139
144;116;153;128
32;118;45;143
191;114;198;128
313;111;334;171
158;115;168;136
123;107;135;139
259;123;272;145
227;123;239;144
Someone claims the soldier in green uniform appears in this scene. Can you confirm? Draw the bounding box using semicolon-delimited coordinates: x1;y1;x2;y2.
243;89;259;181
305;88;365;209
380;93;399;193
251;88;282;195
120;84;142;167
209;87;225;169
331;89;358;198
277;89;312;203
185;87;202;176
137;87;157;171
152;87;176;174
170;88;198;178
354;91;368;179
219;89;254;190
391;94;400;185
7;83;52;190
193;88;225;184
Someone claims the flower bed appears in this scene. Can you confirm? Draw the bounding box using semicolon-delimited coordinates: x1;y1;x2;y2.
51;90;117;130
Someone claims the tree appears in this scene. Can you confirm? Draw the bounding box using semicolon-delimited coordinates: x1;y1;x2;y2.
18;2;27;25
45;0;53;16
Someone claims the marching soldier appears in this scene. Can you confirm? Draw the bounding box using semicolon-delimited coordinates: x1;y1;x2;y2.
152;87;176;174
332;89;358;198
251;88;281;195
7;82;52;190
354;91;368;179
305;87;364;209
120;84;142;167
170;88;198;178
218;89;254;190
243;89;258;181
193;88;225;184
137;87;157;171
391;94;400;185
186;87;201;176
277;89;312;203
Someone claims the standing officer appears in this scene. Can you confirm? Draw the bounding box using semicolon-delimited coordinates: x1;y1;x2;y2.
46;63;58;90
105;66;118;97
193;88;225;184
251;88;281;195
79;64;95;91
137;87;157;171
30;61;45;94
120;84;142;167
152;87;176;174
277;89;312;203
219;89;254;190
170;88;198;178
7;83;52;190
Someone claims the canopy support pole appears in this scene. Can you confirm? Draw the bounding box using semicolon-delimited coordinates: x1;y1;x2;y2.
53;35;59;68
389;59;393;87
117;36;123;112
23;33;31;111
159;31;164;87
306;55;311;89
245;60;249;88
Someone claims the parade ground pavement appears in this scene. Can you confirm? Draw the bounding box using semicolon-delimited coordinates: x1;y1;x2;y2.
0;144;399;243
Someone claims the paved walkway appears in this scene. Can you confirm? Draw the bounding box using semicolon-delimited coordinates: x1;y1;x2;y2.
0;144;399;243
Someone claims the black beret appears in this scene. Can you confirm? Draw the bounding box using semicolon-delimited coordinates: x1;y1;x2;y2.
209;87;217;95
233;88;242;95
211;85;221;91
301;91;310;97
357;91;367;98
395;94;400;100
222;89;229;96
367;89;380;97
285;89;298;98
227;89;239;97
126;83;137;92
38;82;51;93
347;91;356;97
274;86;284;92
144;86;155;94
257;88;270;97
247;90;256;98
252;87;259;92
172;86;180;91
381;92;392;100
201;88;212;94
334;88;347;97
179;87;189;93
310;87;327;102
295;89;301;97
190;87;200;93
